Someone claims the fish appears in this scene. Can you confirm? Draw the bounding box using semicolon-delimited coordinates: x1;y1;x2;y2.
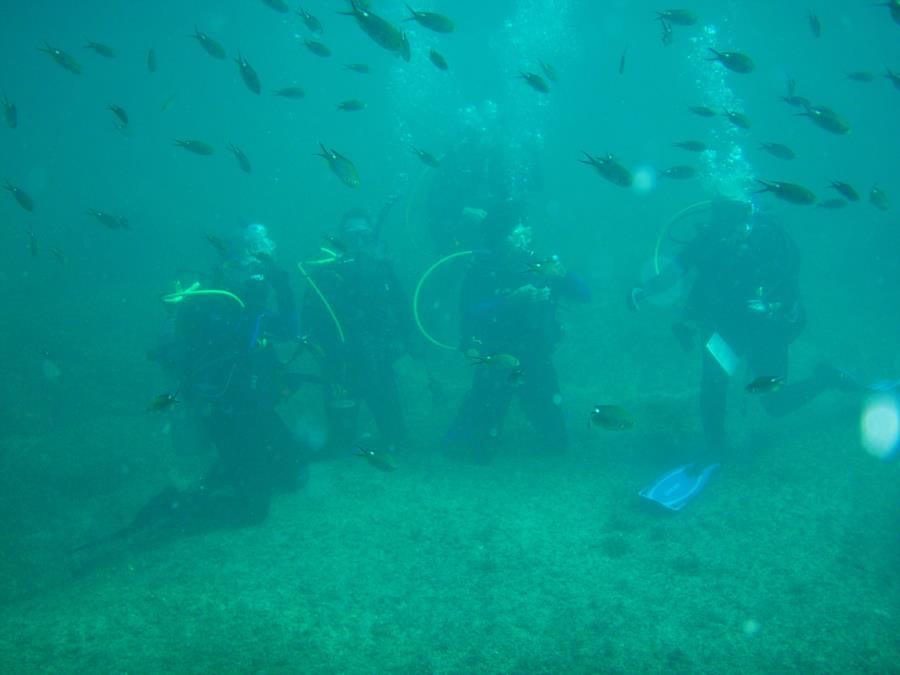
745;375;784;394
85;41;116;58
39;42;82;74
659;19;673;46
107;104;128;126
870;184;890;211
808;10;822;38
873;0;900;26
655;9;697;26
884;68;900;91
272;86;305;99
723;109;752;129
429;49;448;70
27;228;38;257
86;209;130;230
261;0;289;12
508;367;525;385
786;76;799;97
780;94;811;108
160;92;177;112
304;39;331;57
796;104;850;135
205;232;229;255
228;142;251;173
754;179;817;205
759;142;795;160
816;198;847;210
540;60;559;82
411;146;440;168
659;165;697;180
404;5;455;33
345;63;371;74
688;105;716;117
356;447;397;472
590;405;634;431
4;181;35;212
48;247;67;266
467;352;521;369
520;71;550;93
340;1;410;62
147;48;157;73
191;26;226;60
579;151;633;187
2;93;16;128
147;391;179;412
296;7;323;33
337;99;366;111
707;48;755;73
829;181;859;201
173;139;214;155
673;140;707;152
235;52;261;94
845;71;875;83
618;48;627;75
315;142;360;188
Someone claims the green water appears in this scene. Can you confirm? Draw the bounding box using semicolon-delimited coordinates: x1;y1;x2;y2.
1;1;899;672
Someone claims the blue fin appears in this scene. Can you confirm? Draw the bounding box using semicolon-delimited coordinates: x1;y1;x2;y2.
639;463;719;511
868;378;900;393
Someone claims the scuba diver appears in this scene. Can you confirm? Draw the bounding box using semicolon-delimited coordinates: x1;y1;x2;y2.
76;224;309;551
445;199;590;462
300;202;436;455
423;101;543;253
630;199;855;510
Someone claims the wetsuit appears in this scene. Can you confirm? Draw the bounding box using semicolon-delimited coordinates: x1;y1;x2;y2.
148;261;306;532
670;217;828;460
447;247;590;460
301;254;415;453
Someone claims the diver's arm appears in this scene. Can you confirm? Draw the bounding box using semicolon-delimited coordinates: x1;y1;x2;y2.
266;266;300;339
628;254;692;310
552;270;591;303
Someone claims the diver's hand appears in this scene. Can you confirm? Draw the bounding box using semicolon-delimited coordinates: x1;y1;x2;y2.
627;285;645;311
512;284;550;302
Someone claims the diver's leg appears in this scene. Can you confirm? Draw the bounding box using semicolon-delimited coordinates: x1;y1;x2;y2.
321;362;360;452
517;356;568;454
699;348;729;464
446;367;513;461
750;338;831;418
363;365;407;451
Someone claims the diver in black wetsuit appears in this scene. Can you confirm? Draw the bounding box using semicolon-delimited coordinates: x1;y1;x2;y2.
631;199;853;471
301;204;434;454
446;200;590;462
78;224;308;550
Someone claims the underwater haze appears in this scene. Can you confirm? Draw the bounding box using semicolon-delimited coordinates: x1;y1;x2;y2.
1;0;899;672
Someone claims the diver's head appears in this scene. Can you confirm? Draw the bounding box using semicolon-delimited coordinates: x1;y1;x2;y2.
482;198;530;251
338;208;377;254
242;223;276;263
217;222;276;292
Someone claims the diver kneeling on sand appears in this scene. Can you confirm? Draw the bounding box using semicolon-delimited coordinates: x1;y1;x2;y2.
629;198;858;511
76;223;310;551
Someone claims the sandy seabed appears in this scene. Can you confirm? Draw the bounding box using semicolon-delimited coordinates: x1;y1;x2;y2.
1;388;898;675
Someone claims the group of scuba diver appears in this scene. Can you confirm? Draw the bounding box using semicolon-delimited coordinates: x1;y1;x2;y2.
76;175;872;552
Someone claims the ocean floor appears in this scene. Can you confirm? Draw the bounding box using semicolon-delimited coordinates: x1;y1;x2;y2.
1;392;898;674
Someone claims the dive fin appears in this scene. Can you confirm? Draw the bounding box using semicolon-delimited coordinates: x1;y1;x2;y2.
639;463;719;511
